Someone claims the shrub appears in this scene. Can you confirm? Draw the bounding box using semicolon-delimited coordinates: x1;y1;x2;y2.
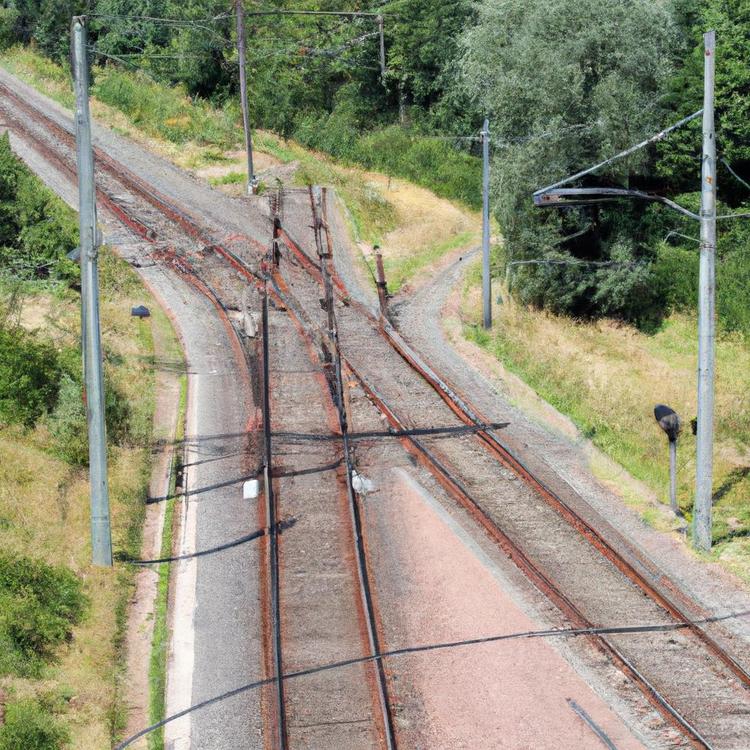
0;554;87;678
652;243;699;313
46;374;88;465
91;68;237;149
0;699;69;750
0;9;19;51
48;369;133;466
0;326;63;427
0;132;78;283
718;250;750;336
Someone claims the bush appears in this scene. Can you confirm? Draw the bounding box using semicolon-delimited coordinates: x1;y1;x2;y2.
0;9;19;51
294;118;482;210
91;68;237;149
0;326;63;427
652;243;699;313
48;369;133;466
46;374;88;465
718;250;750;336
0;132;78;283
0;554;87;678
0;699;69;750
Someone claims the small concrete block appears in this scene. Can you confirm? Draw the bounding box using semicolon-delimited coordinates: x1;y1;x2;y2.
243;479;260;500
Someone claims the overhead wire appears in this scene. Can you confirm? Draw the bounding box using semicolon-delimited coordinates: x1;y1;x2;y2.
114;608;750;749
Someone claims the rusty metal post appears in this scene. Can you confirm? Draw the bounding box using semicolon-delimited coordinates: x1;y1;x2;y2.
374;247;389;318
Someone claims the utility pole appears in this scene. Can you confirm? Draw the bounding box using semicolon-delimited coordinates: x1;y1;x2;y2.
481;118;491;329
236;0;256;194
72;16;113;567
694;30;717;553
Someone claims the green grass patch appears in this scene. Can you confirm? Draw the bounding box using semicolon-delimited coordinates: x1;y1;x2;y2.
208;171;245;186
463;274;750;575
148;373;186;750
382;230;477;294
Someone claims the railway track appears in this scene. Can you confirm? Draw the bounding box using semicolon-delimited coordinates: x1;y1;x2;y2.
0;81;399;748
3;77;750;748
266;187;750;749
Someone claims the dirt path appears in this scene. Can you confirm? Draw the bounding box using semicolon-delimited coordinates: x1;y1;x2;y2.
123;303;183;746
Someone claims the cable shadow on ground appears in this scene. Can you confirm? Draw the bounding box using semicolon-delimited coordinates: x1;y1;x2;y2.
145;459;345;504
116;518;296;565
114;608;750;750
712;466;750;506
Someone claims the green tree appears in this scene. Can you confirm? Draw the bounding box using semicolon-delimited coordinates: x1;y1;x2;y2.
0;132;78;282
460;0;678;326
658;0;750;204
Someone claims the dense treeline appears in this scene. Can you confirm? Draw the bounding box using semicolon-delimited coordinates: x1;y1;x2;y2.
0;0;748;333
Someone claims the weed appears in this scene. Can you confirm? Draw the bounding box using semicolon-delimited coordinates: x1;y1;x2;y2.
0;553;87;678
0;697;69;750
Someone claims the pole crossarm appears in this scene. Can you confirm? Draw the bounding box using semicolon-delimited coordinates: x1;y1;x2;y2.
533;110;703;198
534;187;700;221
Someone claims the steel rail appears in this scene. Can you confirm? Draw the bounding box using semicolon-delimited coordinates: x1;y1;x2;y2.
2;85;395;748
4;83;743;747
264;255;715;750
308;186;398;750
0;81;268;272
273;205;750;695
267;191;741;749
260;242;289;750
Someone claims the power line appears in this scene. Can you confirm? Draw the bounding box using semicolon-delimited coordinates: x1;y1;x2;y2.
535;109;704;196
721;157;750;192
114;608;750;749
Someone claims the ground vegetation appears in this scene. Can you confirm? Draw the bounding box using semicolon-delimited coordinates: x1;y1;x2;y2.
0;112;178;747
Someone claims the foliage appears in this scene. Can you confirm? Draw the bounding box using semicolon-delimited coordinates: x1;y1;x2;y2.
0;8;19;49
46;362;133;465
4;0;83;60
0;553;87;677
659;0;750;203
383;0;476;129
0;132;78;283
294;119;481;208
0;698;69;750
91;66;237;147
0;325;64;427
459;0;679;326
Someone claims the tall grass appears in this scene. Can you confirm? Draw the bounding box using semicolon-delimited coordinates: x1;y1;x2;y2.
463;264;750;569
92;68;239;149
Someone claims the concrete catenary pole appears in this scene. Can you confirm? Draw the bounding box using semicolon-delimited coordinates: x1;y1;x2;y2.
694;30;717;553
481;118;492;329
236;0;256;194
72;16;113;567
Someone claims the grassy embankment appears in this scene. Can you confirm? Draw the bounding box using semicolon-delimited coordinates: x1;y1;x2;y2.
461;262;750;580
0;250;180;748
0;46;481;295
